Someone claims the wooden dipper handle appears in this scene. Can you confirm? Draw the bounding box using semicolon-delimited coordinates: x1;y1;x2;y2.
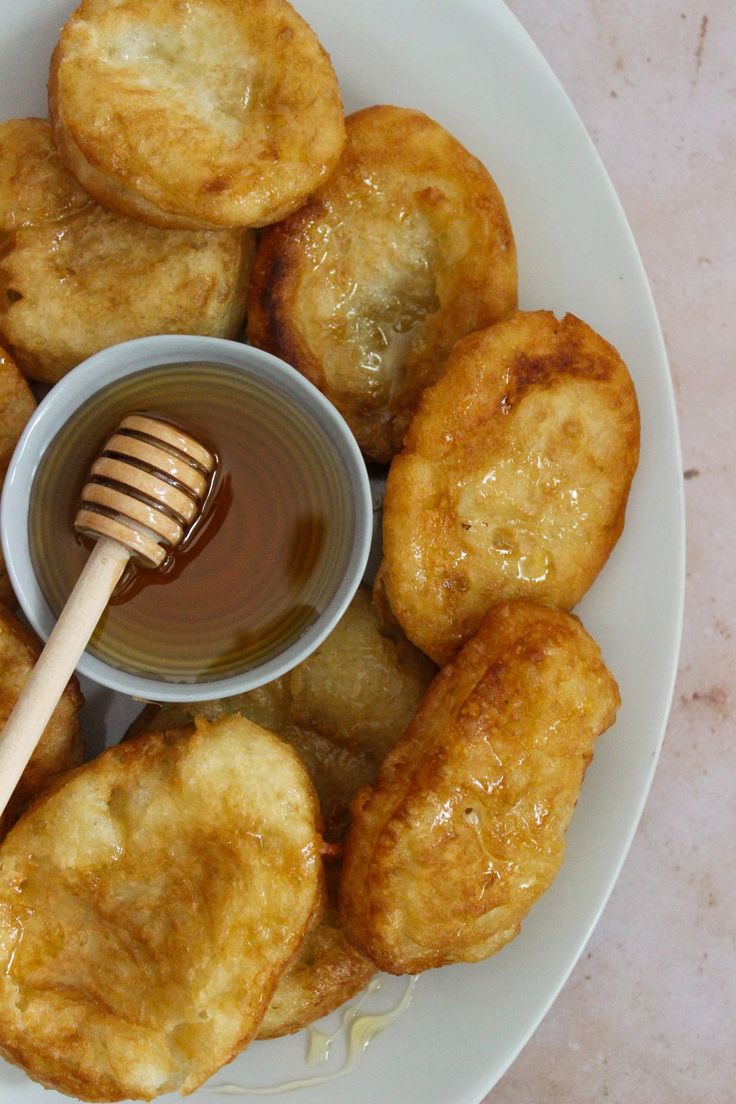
0;416;215;817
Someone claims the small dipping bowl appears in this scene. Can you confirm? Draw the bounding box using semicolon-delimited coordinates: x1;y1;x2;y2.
1;335;372;702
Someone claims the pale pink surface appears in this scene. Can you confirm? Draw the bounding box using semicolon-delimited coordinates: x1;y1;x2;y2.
487;2;735;1101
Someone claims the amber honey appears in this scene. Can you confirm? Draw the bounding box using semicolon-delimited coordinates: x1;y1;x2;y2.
29;362;355;684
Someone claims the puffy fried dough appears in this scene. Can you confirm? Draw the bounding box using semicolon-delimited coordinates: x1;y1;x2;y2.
339;601;620;974
0;605;83;836
0;716;323;1100
379;311;640;664
129;588;433;1038
49;0;345;230
130;707;375;1042
0;346;35;605
0;118;253;384
248;105;517;462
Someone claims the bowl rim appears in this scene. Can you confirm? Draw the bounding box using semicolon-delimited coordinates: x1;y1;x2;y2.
1;335;373;702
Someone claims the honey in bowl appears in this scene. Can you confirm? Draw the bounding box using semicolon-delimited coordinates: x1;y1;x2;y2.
28;361;357;684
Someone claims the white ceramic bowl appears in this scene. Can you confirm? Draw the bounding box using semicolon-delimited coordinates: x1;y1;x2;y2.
1;335;372;702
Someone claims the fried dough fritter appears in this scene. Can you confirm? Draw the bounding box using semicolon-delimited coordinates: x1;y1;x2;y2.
248;104;518;462
379;311;641;664
130;705;376;1044
339;601;620;974
0;346;36;606
0;716;323;1100
49;0;345;231
0;118;254;384
128;587;434;1039
0;605;83;836
134;586;435;840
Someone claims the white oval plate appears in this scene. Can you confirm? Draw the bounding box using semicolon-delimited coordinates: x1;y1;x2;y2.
0;2;684;1103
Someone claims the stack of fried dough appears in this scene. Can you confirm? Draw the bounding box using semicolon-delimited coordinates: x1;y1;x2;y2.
0;0;641;1099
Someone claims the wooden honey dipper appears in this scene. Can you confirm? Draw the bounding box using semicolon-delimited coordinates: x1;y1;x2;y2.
0;414;215;816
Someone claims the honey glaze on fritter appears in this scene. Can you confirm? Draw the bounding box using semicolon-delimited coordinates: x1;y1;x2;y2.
306;191;441;389
29;362;354;682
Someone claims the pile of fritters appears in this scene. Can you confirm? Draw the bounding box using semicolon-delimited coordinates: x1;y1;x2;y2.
0;0;642;1099
127;586;436;1040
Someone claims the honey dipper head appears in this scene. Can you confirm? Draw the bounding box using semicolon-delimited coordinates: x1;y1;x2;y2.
75;415;215;567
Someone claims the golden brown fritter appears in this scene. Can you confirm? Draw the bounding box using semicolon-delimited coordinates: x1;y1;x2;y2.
0;346;35;606
130;705;376;1043
49;0;345;230
129;587;433;1038
339;601;620;974
0;716;323;1100
378;311;641;664
248;104;517;462
0;118;254;384
0;605;83;836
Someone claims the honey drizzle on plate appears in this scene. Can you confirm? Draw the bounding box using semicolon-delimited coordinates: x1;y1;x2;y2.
208;976;418;1096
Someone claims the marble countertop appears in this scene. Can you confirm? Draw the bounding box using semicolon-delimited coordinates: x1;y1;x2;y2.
487;2;735;1101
